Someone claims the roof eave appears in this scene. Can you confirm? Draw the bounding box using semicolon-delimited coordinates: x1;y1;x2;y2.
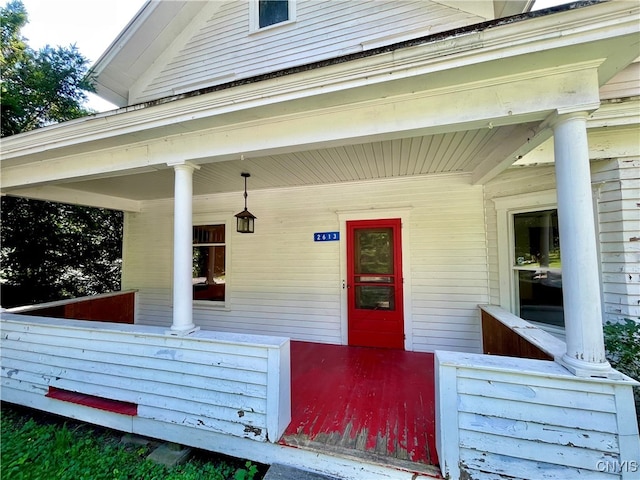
2;0;637;163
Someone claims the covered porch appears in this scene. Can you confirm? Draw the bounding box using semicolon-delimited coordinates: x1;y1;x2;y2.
2;2;639;478
3;298;638;479
1;302;440;479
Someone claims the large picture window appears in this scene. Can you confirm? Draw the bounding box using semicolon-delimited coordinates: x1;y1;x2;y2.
513;209;564;327
193;224;225;302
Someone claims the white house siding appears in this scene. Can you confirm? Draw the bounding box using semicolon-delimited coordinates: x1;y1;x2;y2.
484;160;640;326
132;0;483;104
592;158;640;324
436;351;640;480
122;174;488;353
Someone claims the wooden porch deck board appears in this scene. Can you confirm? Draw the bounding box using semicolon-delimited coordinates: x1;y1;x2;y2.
280;342;438;469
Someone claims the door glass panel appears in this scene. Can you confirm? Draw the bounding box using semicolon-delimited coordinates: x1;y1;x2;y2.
355;228;393;274
356;276;393;283
355;286;395;310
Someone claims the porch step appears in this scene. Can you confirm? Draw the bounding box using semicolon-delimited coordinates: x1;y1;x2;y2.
264;463;341;480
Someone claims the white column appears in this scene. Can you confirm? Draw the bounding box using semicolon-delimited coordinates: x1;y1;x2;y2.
169;162;199;335
553;113;610;377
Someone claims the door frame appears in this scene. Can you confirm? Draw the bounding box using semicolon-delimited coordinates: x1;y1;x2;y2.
337;207;413;350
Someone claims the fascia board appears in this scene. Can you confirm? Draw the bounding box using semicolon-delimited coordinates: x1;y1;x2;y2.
3;1;638;162
4;186;142;212
89;1;158;104
91;1;210;107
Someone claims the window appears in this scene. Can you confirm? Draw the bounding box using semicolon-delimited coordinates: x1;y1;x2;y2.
193;224;225;302
512;209;564;327
258;0;289;28
250;0;294;32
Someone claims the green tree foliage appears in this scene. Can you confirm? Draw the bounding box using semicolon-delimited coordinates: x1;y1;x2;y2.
1;197;123;307
0;1;123;307
1;0;94;136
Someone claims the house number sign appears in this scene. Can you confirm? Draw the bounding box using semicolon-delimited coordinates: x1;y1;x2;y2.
314;232;340;242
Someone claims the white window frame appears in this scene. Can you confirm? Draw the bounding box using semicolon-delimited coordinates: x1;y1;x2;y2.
249;0;296;34
494;190;565;337
192;215;232;311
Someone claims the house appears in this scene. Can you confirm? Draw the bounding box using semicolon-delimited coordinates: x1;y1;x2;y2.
1;1;639;479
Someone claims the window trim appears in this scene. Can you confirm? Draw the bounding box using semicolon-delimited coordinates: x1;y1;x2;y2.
249;0;296;34
494;190;559;324
192;216;232;310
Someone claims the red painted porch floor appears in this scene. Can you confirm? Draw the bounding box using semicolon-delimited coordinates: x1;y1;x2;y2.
279;342;440;476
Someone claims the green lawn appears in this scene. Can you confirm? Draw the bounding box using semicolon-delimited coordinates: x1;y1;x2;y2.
1;403;265;480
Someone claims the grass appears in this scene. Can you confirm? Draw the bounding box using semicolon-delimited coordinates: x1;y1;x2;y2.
1;403;266;480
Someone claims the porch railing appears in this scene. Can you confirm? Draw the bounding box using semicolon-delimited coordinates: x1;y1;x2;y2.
7;290;136;324
479;304;565;361
435;305;639;479
0;313;291;447
435;349;639;480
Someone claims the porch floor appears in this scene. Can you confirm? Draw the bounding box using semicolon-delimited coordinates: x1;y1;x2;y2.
280;342;439;475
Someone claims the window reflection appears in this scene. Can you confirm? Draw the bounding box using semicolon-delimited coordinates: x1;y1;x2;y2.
513;210;564;327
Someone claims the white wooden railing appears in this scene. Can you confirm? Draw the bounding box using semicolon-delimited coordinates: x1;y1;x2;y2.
0;313;290;445
436;348;639;479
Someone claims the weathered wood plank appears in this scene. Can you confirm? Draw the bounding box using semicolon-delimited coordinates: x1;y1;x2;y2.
459;448;616;480
138;405;268;441
1;356;269;410
458;412;619;452
2;324;271;371
457;376;617;412
459;429;619;470
2;339;268;387
457;393;618;433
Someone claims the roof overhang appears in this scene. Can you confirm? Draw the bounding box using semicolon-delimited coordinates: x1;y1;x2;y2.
90;1;213;106
1;1;638;211
91;0;535;107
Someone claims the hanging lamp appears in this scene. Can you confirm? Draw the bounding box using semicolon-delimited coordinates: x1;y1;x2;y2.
235;173;256;233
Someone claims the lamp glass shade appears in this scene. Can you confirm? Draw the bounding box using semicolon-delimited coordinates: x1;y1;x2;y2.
235;209;256;233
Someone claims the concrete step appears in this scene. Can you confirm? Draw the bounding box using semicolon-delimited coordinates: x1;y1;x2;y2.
264;463;342;480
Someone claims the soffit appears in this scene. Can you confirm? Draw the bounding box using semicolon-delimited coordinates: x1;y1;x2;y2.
58;127;504;200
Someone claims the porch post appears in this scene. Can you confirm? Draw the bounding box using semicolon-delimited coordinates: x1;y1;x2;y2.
168;161;200;335
552;112;610;377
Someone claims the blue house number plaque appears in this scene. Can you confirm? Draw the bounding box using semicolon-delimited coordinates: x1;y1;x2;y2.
314;232;340;242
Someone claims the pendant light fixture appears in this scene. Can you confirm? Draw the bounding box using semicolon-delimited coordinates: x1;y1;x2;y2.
235;172;256;233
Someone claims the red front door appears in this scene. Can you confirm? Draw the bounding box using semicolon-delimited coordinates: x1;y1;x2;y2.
347;219;404;349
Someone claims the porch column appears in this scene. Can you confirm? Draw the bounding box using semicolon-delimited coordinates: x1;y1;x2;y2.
552;112;610;377
169;161;200;335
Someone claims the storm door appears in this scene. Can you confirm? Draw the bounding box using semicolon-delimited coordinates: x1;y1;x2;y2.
346;219;404;349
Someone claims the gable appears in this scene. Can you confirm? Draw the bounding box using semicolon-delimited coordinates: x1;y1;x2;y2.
94;0;531;107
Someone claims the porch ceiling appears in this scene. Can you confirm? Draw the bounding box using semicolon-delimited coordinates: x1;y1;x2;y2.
57;126;515;201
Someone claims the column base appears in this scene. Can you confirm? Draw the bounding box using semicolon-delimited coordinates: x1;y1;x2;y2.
165;326;200;336
560;353;616;378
